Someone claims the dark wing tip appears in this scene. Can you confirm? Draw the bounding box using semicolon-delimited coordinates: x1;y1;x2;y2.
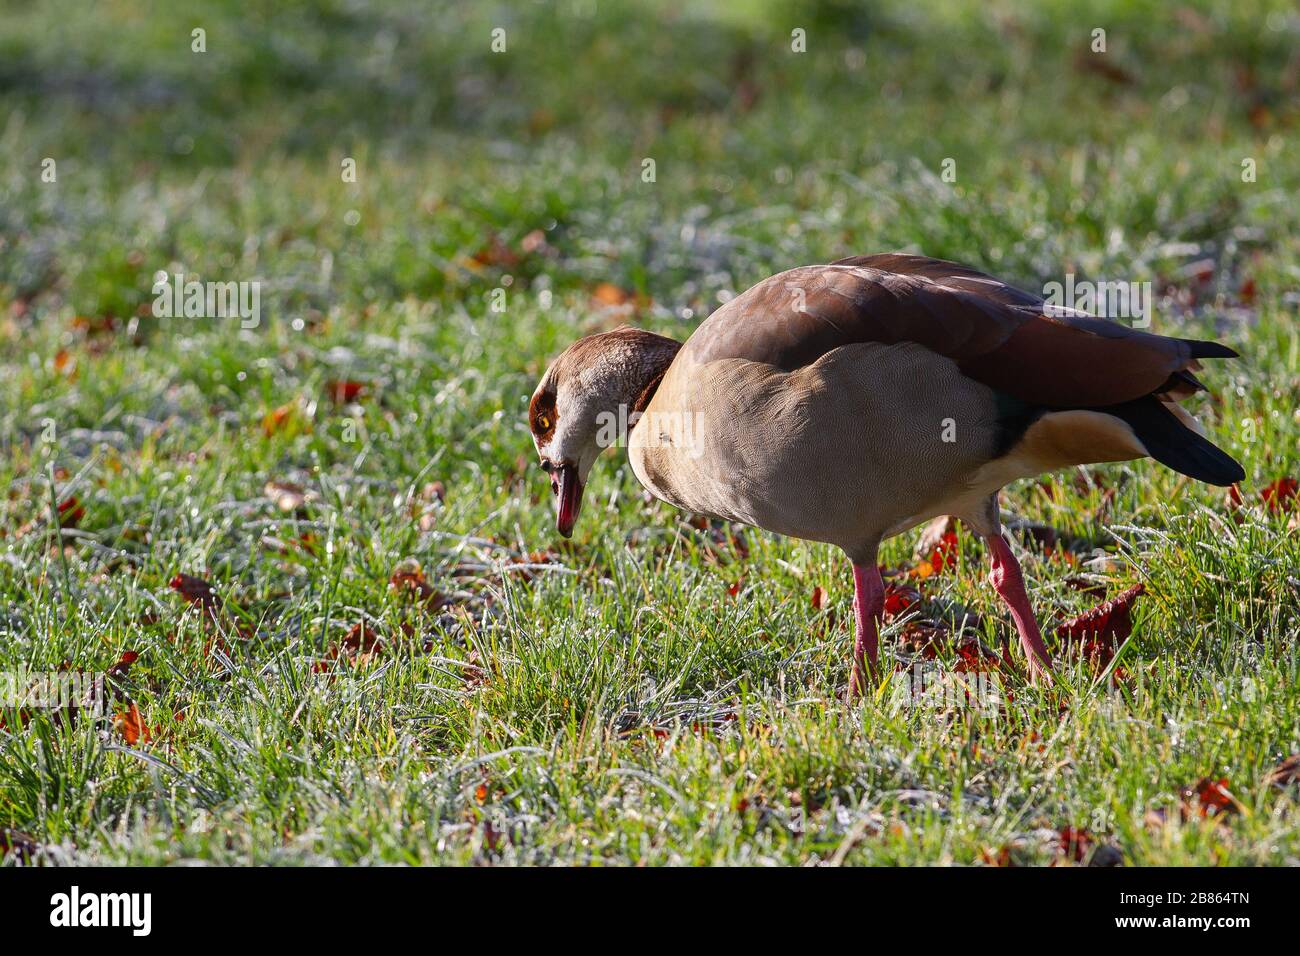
1184;339;1239;360
1110;397;1246;487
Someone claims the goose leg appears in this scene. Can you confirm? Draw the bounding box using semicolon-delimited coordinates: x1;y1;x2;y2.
984;532;1053;679
847;562;884;699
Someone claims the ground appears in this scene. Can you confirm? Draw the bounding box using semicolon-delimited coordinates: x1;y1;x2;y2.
0;0;1297;865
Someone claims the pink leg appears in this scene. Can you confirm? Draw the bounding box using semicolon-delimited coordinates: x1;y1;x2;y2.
847;563;884;699
984;533;1053;679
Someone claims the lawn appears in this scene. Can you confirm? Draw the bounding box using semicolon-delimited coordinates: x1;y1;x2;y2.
1;0;1297;865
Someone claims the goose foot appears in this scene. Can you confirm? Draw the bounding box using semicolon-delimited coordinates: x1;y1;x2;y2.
984;532;1054;681
846;562;884;700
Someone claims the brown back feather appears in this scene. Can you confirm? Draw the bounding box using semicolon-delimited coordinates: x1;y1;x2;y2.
684;253;1206;409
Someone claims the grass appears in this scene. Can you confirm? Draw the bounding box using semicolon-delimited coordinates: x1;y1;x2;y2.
0;0;1298;865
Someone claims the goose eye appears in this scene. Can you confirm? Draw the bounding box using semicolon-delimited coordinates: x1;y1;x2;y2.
537;415;550;431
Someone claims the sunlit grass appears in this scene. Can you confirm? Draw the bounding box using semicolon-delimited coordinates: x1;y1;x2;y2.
1;0;1297;865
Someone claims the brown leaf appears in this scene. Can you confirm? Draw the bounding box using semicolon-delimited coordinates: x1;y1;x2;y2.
315;621;386;671
469;236;520;270
981;844;1014;867
1267;754;1300;789
262;402;296;437
0;828;40;863
113;703;153;746
1072;48;1136;85
264;480;307;512
589;282;651;316
389;563;448;610
169;572;222;619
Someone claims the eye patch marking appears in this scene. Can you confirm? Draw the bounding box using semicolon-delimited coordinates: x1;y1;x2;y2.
529;389;558;445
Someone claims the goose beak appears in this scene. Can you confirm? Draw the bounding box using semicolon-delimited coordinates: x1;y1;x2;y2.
554;463;583;538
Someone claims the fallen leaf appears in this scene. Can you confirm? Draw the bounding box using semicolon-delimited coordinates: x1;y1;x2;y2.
58;496;84;527
0;828;40;863
169;572;223;622
389;563;448;609
264;480;307;512
1055;826;1094;863
325;380;369;404
1267;754;1300;789
1180;777;1238;818
1072;47;1135;85
907;530;959;579
113;703;153;746
520;229;551;255
1260;477;1298;514
1225;483;1244;511
928;530;960;573
591;282;634;307
469;235;520;270
106;650;138;679
913;516;955;557
882;582;920;619
980;844;1014;867
262;402;296;437
1056;583;1145;667
315;621;385;670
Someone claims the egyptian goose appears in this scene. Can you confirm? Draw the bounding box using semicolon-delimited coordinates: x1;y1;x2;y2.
528;254;1242;696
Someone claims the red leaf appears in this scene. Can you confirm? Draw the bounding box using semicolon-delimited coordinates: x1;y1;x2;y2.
169;572;223;622
810;586;826;610
1260;477;1297;514
907;530;959;580
882;582;920;619
929;530;960;573
1056;826;1095;863
1056;583;1145;667
106;650;138;679
57;496;85;527
325;380;369;404
1181;777;1237;817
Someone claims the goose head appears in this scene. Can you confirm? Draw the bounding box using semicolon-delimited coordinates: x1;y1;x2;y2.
529;326;681;537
